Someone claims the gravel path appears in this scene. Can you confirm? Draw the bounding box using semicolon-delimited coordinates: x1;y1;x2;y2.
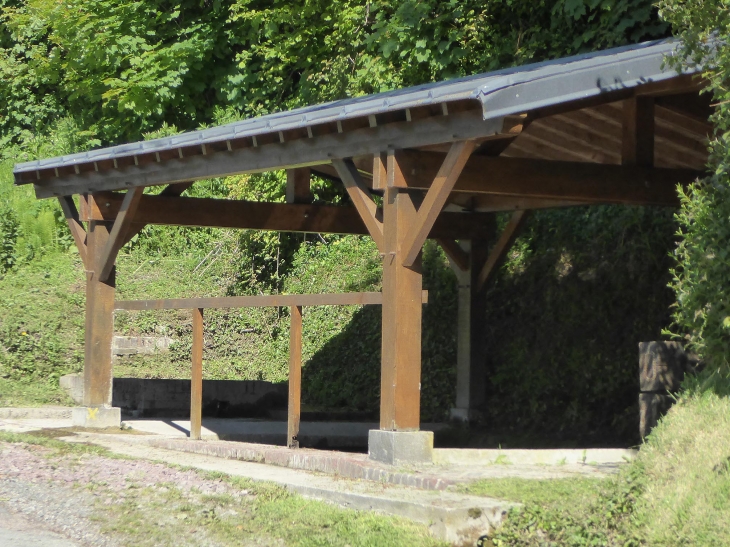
0;441;252;547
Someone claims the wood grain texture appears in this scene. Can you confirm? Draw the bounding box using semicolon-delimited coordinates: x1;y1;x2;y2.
288;305;302;449
190;307;204;441
58;196;88;268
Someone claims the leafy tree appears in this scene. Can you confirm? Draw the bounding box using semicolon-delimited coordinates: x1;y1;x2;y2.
659;0;730;371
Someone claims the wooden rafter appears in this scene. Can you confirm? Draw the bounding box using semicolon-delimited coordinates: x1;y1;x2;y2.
57;195;88;268
401;140;476;267
476;210;530;292
622;96;655;166
97;187;144;281
332;158;384;251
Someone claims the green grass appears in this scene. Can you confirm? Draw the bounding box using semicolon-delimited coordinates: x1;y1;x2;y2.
460;477;604;511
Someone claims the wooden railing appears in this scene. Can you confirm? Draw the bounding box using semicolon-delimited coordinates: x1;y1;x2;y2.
115;291;428;447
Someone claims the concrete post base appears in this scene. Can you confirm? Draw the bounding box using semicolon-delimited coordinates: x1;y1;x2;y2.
449;408;470;422
368;430;434;464
72;406;121;428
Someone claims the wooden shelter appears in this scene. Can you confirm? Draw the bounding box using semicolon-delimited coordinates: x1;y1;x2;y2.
14;39;711;460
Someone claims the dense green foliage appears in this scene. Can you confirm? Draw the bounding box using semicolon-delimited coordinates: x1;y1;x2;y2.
658;0;730;373
1;0;668;147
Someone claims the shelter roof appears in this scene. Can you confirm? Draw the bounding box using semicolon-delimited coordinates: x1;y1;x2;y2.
14;38;703;197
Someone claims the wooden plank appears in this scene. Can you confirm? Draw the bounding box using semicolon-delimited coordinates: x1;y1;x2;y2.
115;291;428;311
288;305;302;449
190;307;204;441
331;158;384;251
97;187;144;281
57;196;88;268
32;110;506;198
476;210;530;292
401;140;476;267
622;97;655;166
436;238;469;271
83;221;116;407
84;192;501;240
395;151;700;206
286;168;313;204
380;159;423;431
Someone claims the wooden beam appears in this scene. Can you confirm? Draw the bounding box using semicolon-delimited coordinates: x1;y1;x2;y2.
449;194;586;212
332;158;384;251
97;187;143;281
623;96;655;166
190;307;203;441
401;140;476;267
395;151;700;206
84;221;116;407
32;110;506;198
57;196;88;268
436;238;470;271
380;158;423;431
123;181;194;246
476;210;530;292
84;192;499;240
286;168;313;204
288;305;302;449
115;291;429;311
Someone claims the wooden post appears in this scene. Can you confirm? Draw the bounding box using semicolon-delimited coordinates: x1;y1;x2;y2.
83;219;116;407
623;96;654;167
288;305;303;448
190;307;203;440
380;151;423;431
286;168;313;204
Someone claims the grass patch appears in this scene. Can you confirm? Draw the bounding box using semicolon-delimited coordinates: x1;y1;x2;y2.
460;477;604;510
0;429;111;456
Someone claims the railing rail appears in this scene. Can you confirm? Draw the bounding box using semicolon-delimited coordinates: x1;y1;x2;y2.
115;291;428;446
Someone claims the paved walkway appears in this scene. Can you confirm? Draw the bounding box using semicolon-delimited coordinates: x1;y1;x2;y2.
0;503;80;547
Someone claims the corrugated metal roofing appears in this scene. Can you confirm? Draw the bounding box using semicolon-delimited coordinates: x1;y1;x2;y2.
14;38;692;179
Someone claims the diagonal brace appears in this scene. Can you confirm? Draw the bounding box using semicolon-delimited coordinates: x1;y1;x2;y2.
401;140;476;267
332;158;384;252
476;210;530;292
97;187;144;281
58;196;89;269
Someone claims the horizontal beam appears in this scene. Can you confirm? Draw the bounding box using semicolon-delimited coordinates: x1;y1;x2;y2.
83;192;497;239
395;151;701;206
33;110;505;199
115;291;429;311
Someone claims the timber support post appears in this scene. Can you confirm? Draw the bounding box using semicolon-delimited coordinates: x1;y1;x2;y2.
288;305;303;448
443;235;492;422
190;307;204;440
72;211;122;428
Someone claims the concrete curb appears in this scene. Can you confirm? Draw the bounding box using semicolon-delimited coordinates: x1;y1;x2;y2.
149;438;456;490
76;433;516;544
0;407;72;420
434;448;638;466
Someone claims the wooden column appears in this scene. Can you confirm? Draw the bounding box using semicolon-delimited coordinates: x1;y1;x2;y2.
83;220;116;407
288;305;303;448
190;307;203;440
443;236;491;419
380;153;423;431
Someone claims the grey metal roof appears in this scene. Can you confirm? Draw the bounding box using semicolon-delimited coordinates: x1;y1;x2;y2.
14;38;692;180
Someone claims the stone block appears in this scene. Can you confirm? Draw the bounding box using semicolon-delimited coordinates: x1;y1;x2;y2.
72;406;121;428
59;373;84;405
638;341;699;392
639;393;673;439
368;430;434;464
